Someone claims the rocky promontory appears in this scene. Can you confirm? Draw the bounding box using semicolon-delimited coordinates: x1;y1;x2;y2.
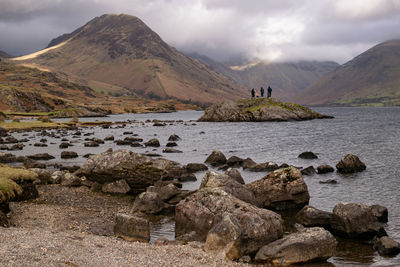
198;98;333;122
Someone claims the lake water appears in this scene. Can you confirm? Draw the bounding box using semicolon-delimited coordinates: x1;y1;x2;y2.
7;107;400;266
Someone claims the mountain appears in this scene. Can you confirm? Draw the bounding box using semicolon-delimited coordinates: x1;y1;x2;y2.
295;40;400;106
189;53;339;100
12;14;246;105
0;51;13;58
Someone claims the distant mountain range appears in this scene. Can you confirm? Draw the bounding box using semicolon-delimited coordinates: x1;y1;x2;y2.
5;13;400;107
12;14;247;105
295;40;400;106
189;53;339;100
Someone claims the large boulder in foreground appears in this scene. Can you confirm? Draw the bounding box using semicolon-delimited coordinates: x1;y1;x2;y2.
246;167;310;210
175;188;283;255
198;98;333;122
336;154;366;173
75;149;177;193
330;203;388;239
255;227;337;265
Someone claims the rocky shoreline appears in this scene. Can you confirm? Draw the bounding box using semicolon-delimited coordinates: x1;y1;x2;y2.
1;122;399;266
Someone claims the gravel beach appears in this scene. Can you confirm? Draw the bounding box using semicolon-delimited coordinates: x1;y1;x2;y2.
0;184;249;267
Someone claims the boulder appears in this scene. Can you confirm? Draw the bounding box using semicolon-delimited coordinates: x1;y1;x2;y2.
226;156;244;167
295;205;333;230
301;166;316;176
60;151;78;159
205;150;227;166
29;168;51;184
166;142;178;147
61;173;82;187
34;143;47;147
9;144;24;151
200;171;257;206
50;171;64;184
76;149;174;192
162;166;197;182
336;154;366;173
224;168;245;184
246;167;310;210
130;142;143;147
114;213;150;242
205;214;242;261
298;151;318;159
131;191;169;214
84;141;99;147
162;148;183;153
102;179;131;194
146;184;180;202
59;142;70;149
255;227;337;265
317;164;334;174
330;203;387;239
144;138;160;147
27;153;55;161
184;163;208;173
115;140;131;146
175;188;283;255
241;157;257;169
104;135;115;141
0;152;17;163
373;236;400;256
168;134;181;141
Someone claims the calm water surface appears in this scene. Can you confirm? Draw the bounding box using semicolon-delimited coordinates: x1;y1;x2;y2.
9;107;400;266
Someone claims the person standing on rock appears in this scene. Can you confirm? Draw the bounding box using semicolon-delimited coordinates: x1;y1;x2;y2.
260;87;265;97
251;88;255;98
267;86;272;98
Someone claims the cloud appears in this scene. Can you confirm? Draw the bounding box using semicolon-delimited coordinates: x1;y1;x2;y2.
0;0;399;63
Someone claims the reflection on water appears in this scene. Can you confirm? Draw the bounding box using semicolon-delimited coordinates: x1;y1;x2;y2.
6;107;400;266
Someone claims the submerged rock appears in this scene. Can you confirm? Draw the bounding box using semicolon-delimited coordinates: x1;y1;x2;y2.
330;203;387;239
336;154;366;173
184;163;208;173
298;151;318;159
373;236;400;256
144;138;160;147
246;167;310;210
295;205;333;230
301;166;316;176
255;227;337;265
60;151;78;159
205;150;227;166
317;164;335;174
198;98;334;122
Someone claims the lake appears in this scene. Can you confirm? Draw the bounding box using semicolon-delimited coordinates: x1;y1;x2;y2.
7;107;400;266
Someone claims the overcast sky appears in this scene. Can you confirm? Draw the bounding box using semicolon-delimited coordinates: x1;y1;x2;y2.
1;0;399;63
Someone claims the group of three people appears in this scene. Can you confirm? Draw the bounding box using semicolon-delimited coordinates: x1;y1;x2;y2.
251;86;272;98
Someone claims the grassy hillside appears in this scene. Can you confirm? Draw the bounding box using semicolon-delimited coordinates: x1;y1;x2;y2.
295;40;400;106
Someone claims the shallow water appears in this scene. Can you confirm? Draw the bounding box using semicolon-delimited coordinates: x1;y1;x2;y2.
7;107;400;266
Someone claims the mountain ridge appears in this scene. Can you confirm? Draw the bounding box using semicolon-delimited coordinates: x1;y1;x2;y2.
13;14;247;105
189;53;340;100
294;39;400;106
